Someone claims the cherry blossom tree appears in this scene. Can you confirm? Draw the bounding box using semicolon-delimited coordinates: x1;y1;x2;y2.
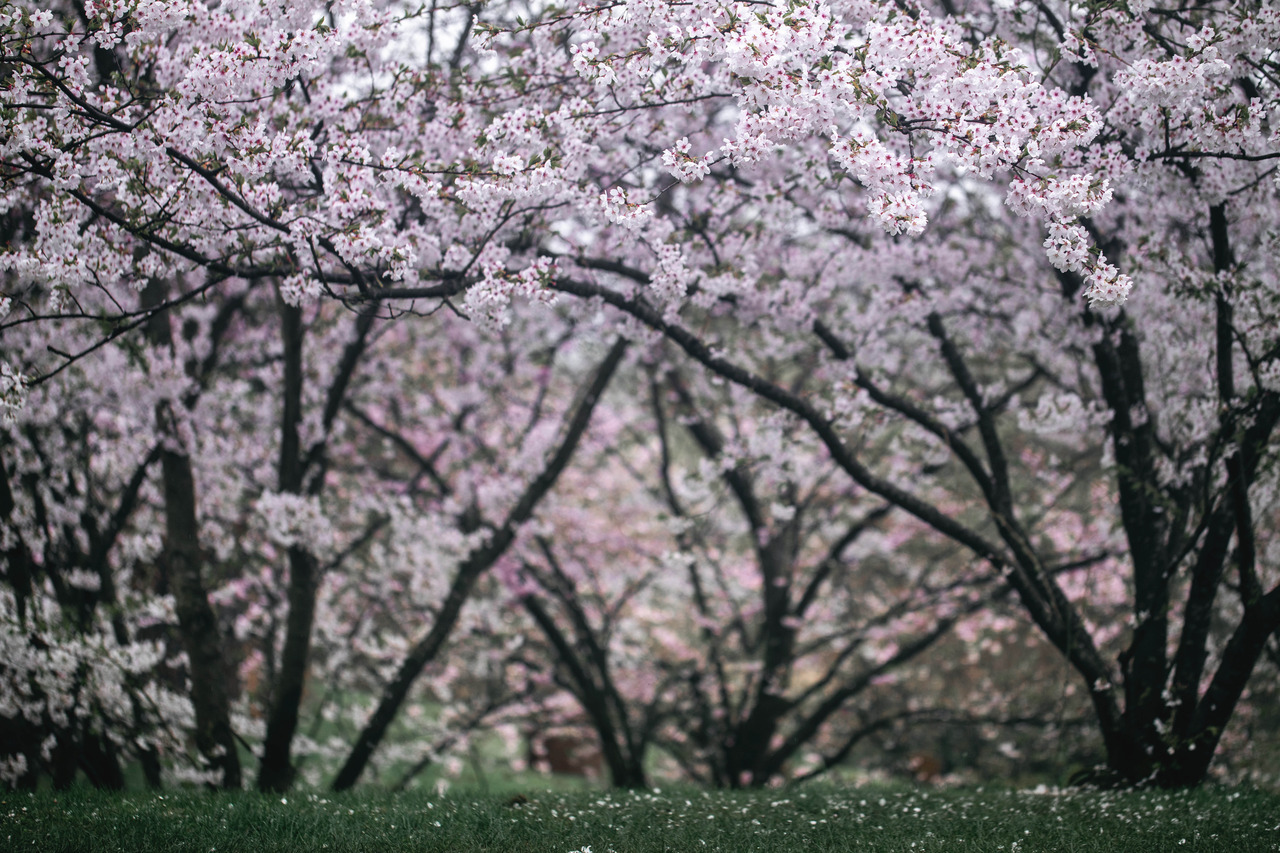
493;355;1131;789
0;279;254;788
0;274;628;792
506;368;953;788
2;0;1278;790
539;0;1280;784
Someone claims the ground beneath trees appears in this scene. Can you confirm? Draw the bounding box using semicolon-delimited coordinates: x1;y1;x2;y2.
3;783;1277;852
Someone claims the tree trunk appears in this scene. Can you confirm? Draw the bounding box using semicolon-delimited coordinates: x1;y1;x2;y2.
521;591;648;789
257;548;318;791
331;558;487;791
257;301;311;792
158;427;243;788
145;280;242;789
258;302;376;791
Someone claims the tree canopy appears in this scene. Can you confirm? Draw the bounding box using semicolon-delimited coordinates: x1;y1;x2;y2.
1;0;1278;790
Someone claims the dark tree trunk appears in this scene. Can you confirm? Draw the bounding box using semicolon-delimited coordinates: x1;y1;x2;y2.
258;303;376;792
257;302;311;793
158;425;243;788
145;280;242;789
0;455;33;624
51;736;78;790
1093;206;1280;787
257;548;319;792
79;731;125;790
521;591;649;789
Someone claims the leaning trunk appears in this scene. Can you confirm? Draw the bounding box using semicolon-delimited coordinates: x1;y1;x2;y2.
332;338;628;791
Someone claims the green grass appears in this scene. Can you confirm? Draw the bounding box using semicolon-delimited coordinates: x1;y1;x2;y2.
2;783;1278;852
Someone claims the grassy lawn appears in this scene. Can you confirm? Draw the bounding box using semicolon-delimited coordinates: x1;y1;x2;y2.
2;783;1277;852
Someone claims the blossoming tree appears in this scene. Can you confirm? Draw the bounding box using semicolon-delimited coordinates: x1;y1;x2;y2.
2;0;1278;789
0;271;626;790
536;0;1280;786
496;360;1077;789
